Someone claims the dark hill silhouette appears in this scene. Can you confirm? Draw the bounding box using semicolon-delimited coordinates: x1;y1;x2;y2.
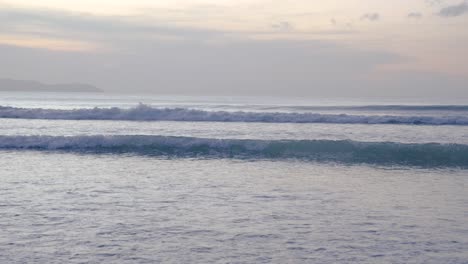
0;78;102;92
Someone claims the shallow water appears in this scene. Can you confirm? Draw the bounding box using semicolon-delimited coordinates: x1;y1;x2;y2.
0;152;467;263
1;92;468;263
2;118;468;144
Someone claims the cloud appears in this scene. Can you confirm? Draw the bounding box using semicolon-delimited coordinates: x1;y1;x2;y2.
5;40;465;99
407;12;423;19
438;1;468;17
0;5;465;98
0;37;404;97
360;13;380;22
0;6;222;45
425;0;445;6
0;5;353;51
329;18;353;29
271;21;293;32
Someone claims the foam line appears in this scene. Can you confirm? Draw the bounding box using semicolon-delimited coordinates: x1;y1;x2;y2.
1;104;468;125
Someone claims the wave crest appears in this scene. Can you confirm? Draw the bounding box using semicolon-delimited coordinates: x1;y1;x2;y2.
1;135;467;167
1;104;468;125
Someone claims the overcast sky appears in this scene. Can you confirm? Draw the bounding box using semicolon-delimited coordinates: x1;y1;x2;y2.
1;0;467;98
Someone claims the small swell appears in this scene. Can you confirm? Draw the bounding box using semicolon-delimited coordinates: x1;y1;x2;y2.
1;135;467;167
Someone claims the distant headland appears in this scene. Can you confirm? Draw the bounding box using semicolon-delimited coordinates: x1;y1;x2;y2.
0;78;102;93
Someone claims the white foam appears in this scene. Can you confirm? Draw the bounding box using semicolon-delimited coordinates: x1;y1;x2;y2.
1;104;468;125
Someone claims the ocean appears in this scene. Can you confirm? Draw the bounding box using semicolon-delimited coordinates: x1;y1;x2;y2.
0;92;467;263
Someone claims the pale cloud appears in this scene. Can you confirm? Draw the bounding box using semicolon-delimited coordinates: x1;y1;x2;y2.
438;1;468;17
0;6;220;39
0;2;467;98
0;5;357;52
425;0;445;6
0;34;97;52
0;33;404;97
271;21;293;32
360;13;380;22
0;5;227;51
407;12;423;19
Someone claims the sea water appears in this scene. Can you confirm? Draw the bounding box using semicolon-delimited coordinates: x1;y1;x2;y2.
0;92;467;263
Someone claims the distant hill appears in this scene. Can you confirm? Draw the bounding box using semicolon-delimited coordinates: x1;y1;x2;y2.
0;78;102;93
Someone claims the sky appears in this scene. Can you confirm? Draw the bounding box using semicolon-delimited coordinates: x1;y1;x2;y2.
0;0;467;98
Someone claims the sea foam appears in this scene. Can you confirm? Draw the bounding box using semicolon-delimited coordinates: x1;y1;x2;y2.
1;104;468;125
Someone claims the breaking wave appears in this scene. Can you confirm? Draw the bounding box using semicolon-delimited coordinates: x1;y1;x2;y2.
1;135;467;167
1;104;468;125
276;105;468;112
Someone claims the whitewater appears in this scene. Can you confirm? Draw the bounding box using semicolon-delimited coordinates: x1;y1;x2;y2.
1;92;467;263
2;104;468;125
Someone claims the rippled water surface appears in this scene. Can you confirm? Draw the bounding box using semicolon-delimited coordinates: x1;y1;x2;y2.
0;152;467;263
1;92;468;263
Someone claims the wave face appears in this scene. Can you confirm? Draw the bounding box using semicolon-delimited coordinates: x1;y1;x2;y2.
1;104;468;125
1;135;467;167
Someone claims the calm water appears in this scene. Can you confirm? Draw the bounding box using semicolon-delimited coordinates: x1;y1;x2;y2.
0;92;467;263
